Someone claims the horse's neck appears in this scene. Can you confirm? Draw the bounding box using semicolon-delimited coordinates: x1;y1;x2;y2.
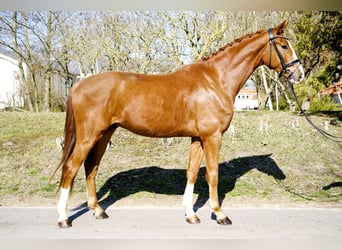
208;31;268;96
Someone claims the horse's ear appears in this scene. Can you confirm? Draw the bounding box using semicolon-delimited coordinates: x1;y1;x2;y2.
273;20;288;35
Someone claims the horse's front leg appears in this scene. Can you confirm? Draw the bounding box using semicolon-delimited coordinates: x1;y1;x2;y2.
182;137;204;224
202;133;232;225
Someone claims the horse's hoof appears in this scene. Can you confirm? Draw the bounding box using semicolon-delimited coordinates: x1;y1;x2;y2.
186;215;201;224
58;219;72;228
217;216;232;225
94;211;109;219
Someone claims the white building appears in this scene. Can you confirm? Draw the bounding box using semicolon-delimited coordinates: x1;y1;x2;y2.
0;50;26;109
234;79;259;110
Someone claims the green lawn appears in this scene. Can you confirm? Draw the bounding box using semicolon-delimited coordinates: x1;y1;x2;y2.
0;111;341;207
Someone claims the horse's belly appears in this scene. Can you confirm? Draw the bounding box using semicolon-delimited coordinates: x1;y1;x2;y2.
118;116;197;138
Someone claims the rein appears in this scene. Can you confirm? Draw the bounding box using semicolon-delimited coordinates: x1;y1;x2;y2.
268;28;342;142
289;81;342;142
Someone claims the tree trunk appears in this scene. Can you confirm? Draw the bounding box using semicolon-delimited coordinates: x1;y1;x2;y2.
12;12;34;112
22;12;39;112
43;11;52;112
261;66;273;111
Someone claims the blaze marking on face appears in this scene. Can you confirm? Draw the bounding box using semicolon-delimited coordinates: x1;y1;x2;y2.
287;40;305;83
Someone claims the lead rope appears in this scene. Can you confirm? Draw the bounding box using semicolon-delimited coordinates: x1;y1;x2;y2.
288;79;342;142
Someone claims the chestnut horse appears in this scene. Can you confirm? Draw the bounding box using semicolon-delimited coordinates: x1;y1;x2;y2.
54;20;304;228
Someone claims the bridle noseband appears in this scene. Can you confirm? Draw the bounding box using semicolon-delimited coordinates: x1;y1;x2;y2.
268;28;301;79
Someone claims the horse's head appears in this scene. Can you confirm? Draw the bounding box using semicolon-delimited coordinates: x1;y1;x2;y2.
264;20;304;84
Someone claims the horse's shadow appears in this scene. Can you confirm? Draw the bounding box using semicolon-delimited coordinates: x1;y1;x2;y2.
70;154;285;222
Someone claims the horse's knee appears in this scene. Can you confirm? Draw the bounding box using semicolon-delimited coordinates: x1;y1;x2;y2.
205;170;218;185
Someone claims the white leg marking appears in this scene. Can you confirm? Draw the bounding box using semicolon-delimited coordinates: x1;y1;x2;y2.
182;181;195;218
57;187;70;222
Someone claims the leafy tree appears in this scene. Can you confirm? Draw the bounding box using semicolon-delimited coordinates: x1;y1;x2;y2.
290;11;341;111
293;11;341;87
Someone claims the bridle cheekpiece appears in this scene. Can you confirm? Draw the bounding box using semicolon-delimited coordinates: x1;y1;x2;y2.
268;28;301;79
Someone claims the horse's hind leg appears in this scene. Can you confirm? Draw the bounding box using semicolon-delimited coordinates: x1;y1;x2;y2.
84;126;116;219
57;140;96;228
183;137;204;224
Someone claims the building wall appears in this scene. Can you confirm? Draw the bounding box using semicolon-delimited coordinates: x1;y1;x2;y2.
0;54;24;109
234;79;259;110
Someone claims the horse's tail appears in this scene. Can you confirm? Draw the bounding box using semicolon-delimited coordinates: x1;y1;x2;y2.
51;94;76;191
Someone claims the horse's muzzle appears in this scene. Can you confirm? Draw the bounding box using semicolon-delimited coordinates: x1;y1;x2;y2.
287;64;305;84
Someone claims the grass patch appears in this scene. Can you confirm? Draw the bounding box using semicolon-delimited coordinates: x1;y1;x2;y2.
229;180;258;197
0;110;341;207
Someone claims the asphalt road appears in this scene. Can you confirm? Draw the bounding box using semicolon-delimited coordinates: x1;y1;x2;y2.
0;206;341;239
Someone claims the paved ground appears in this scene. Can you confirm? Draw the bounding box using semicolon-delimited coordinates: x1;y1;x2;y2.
0;206;341;239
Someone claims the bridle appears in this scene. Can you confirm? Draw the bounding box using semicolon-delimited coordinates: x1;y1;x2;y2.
268;28;301;79
268;28;342;142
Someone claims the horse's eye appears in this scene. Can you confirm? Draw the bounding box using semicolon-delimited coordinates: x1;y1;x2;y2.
281;45;288;49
